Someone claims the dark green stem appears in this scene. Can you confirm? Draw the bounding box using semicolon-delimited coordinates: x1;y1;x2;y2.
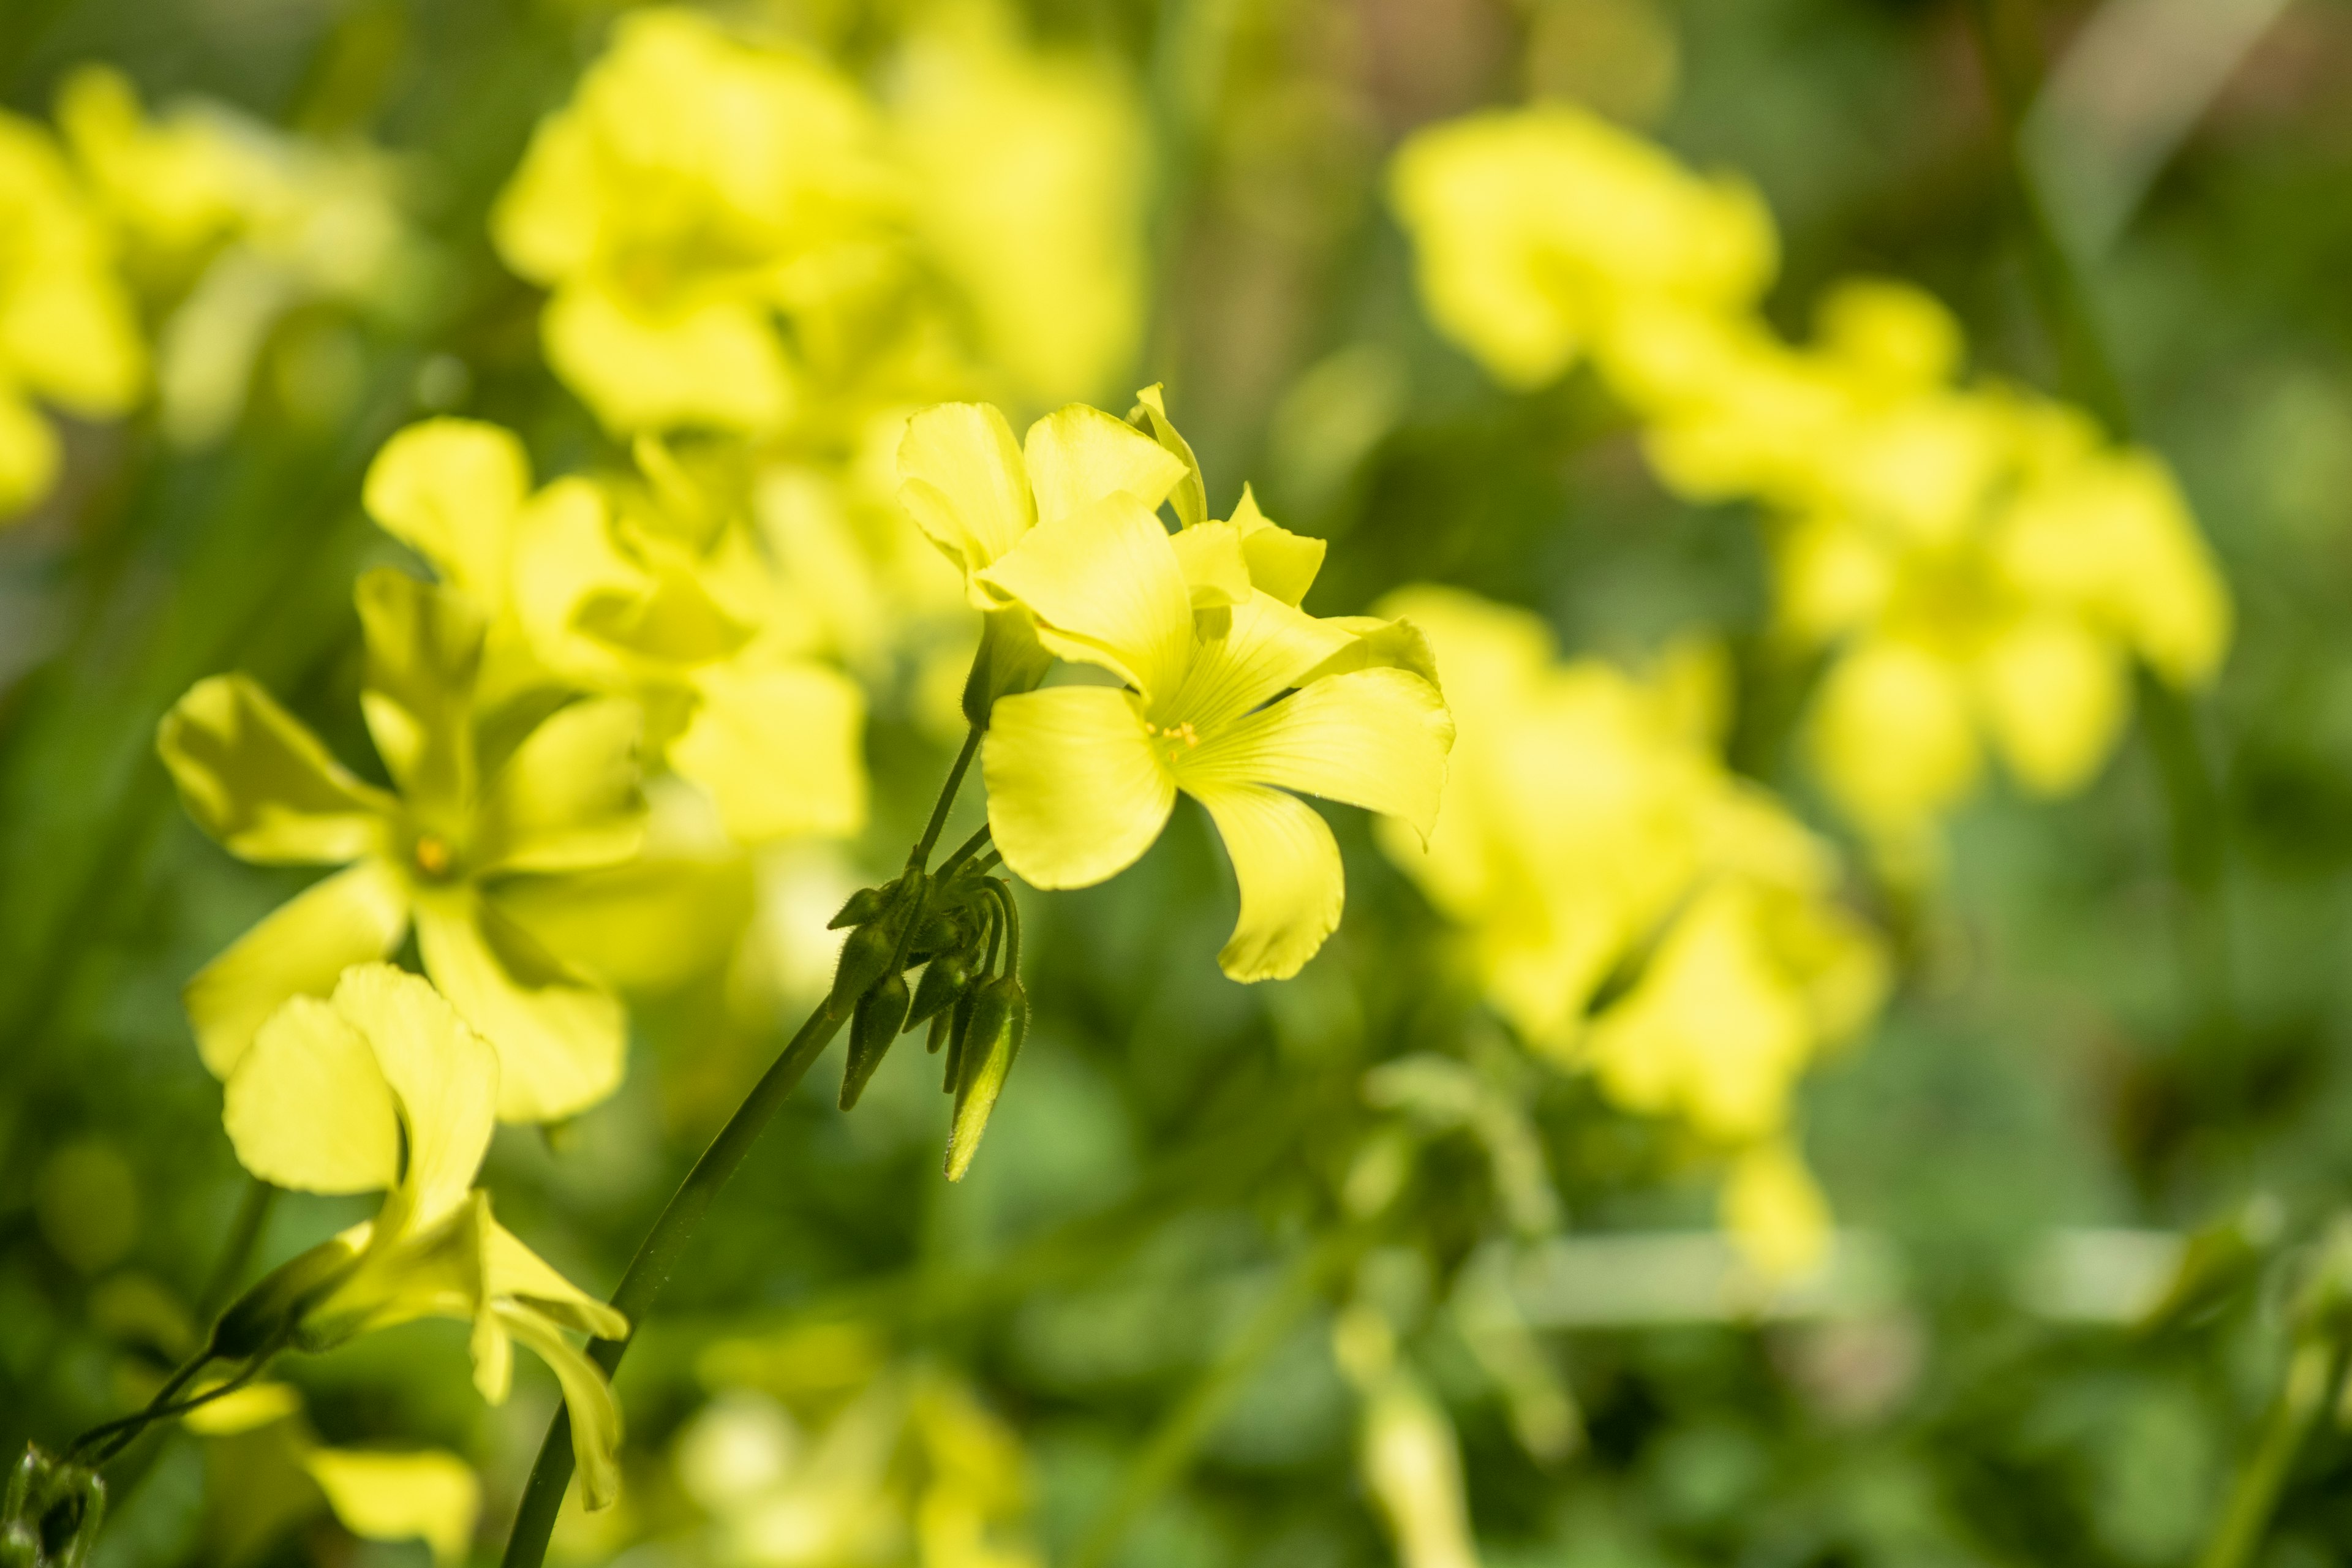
499;1000;846;1565
911;728;982;870
935;822;993;880
195;1178;278;1322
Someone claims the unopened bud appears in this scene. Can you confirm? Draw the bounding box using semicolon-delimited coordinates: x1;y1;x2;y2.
907;951;974;1029
840;973;911;1110
208;1237;358;1360
3;1446;106;1568
827;922;901;1017
946;977;1027;1182
827;884;892;930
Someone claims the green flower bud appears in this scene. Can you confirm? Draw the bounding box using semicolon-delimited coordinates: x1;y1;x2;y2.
907;951;975;1029
4;1446;106;1568
826;883;892;930
208;1236;360;1360
827;921;902;1017
962;609;1055;729
946;976;1027;1182
840;972;911;1110
908;909;971;960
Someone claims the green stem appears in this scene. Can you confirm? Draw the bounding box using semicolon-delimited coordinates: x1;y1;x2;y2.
2197;1338;2345;1568
935;822;993;880
499;1001;846;1566
1069;1229;1363;1568
911;728;982;870
195;1178;279;1322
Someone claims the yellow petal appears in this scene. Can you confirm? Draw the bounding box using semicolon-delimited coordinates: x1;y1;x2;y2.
355;569;483;820
473;698;646;875
1021;403;1186;526
1130;385;1207;527
223;993;400;1194
1297;616;1443;692
414;892;627;1123
669;658;867;842
510;477;644;690
542;282;793;435
1189;783;1346;983
1806;639;1978;840
304;1447;483;1568
1185;667;1454;840
1973;616;2127;796
488;1222;628;1341
982;685;1173;889
0;391;61;521
179;1379;304;1436
158;674;399;865
1169;521;1253;608
1721;1141;1832;1281
330;964;499;1227
897;402;1036;598
1161;592;1355;734
184;858;412;1077
496;1302;627;1510
1228;485;1325;606
976;492;1193;701
362;420;532;608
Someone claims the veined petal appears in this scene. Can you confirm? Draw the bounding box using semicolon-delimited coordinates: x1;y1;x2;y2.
488;1223;628;1341
496;1301;627;1510
1188;784;1346;982
330;964;499;1230
185;858;412;1078
223;994;400;1194
1161;592;1357;736
1228;485;1325;606
976;492;1193;701
415;891;627;1123
982;686;1174;889
1169;521;1252;608
363;420;531;609
898;402;1035;598
669;657;867;842
1022;403;1186;526
159;674;399;865
1131;384;1207;527
473;698;647;875
304;1447;483;1568
1184;667;1454;840
356;569;483;822
1297;616;1442;692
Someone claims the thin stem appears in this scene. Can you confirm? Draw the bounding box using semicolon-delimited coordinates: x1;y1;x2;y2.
66;1353;211;1464
500;1000;847;1566
2197;1338;2345;1568
983;879;1020;975
195;1177;278;1322
935;822;993;880
969;849;1003;878
911;728;982;870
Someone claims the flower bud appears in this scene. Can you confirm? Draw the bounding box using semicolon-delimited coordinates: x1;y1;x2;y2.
907;951;974;1029
826;883;892;930
827;921;902;1017
207;1236;360;1360
840;973;911;1110
962;609;1055;729
946;976;1027;1182
908;908;971;960
4;1446;106;1568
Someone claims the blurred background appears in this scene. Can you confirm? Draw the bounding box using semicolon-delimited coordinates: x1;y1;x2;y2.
6;0;2352;1564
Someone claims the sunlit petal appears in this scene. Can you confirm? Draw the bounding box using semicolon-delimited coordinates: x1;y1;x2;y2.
184;858;412;1078
898;401;1035;598
1184;667;1453;839
330;963;499;1227
223;993;399;1194
304;1447;483;1568
976;492;1192;700
669;657;867;842
1020;402;1185;526
362;419;530;608
414;891;627;1124
473;698;647;875
1188;783;1345;983
158;674;399;865
982;685;1174;889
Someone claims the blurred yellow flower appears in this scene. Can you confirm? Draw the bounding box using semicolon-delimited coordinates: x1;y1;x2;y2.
217;965;628;1508
366;418;868;846
0;109;143;521
159;568;643;1122
1334;1304;1482;1568
1374;586;1882;1273
58;65;425;447
967;420;1453;981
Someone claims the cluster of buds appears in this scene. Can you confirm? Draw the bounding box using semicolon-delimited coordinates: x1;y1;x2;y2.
826;852;1028;1181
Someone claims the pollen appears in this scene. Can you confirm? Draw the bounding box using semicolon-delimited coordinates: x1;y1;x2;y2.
414;835;452;877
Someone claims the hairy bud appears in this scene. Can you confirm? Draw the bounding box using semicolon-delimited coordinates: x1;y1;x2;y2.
946;976;1027;1182
840;973;911;1110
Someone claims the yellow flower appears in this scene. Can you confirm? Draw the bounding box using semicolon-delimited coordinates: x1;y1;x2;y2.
159;568;643;1121
491;7;895;435
217;965;628;1508
972;470;1453;981
1388;103;1773;391
366;418;868;845
0;108;143;521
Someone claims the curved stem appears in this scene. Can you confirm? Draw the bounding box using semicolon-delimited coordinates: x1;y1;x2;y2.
500;1000;846;1564
935;822;993;880
911;728;982;870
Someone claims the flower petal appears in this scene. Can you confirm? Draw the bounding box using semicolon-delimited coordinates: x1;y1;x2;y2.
1806;638;1978;839
223;993;400;1194
668;657;867;842
1972;615;2127;796
976;492;1193;701
1161;592;1357;735
304;1447;483;1568
0;391;61;520
1131;384;1207;527
1188;783;1345;982
355;568;483;823
488;1222;628;1341
510;477;647;690
363;420;531;608
473;698;647;875
542;282;794;435
1184;667;1454;839
1169;521;1252;608
982;685;1174;889
158;674;399;865
184;858;412;1077
414;892;627;1123
897;402;1036;598
1228;485;1325;606
1021;403;1186;526
330;963;499;1228
496;1301;628;1510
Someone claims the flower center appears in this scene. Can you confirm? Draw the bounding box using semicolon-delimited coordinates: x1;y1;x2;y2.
413;835;453;878
1144;719;1200;764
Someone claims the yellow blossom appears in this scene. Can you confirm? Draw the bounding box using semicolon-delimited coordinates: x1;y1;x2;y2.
159;568;643;1121
217;965;629;1508
0;108;143;521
